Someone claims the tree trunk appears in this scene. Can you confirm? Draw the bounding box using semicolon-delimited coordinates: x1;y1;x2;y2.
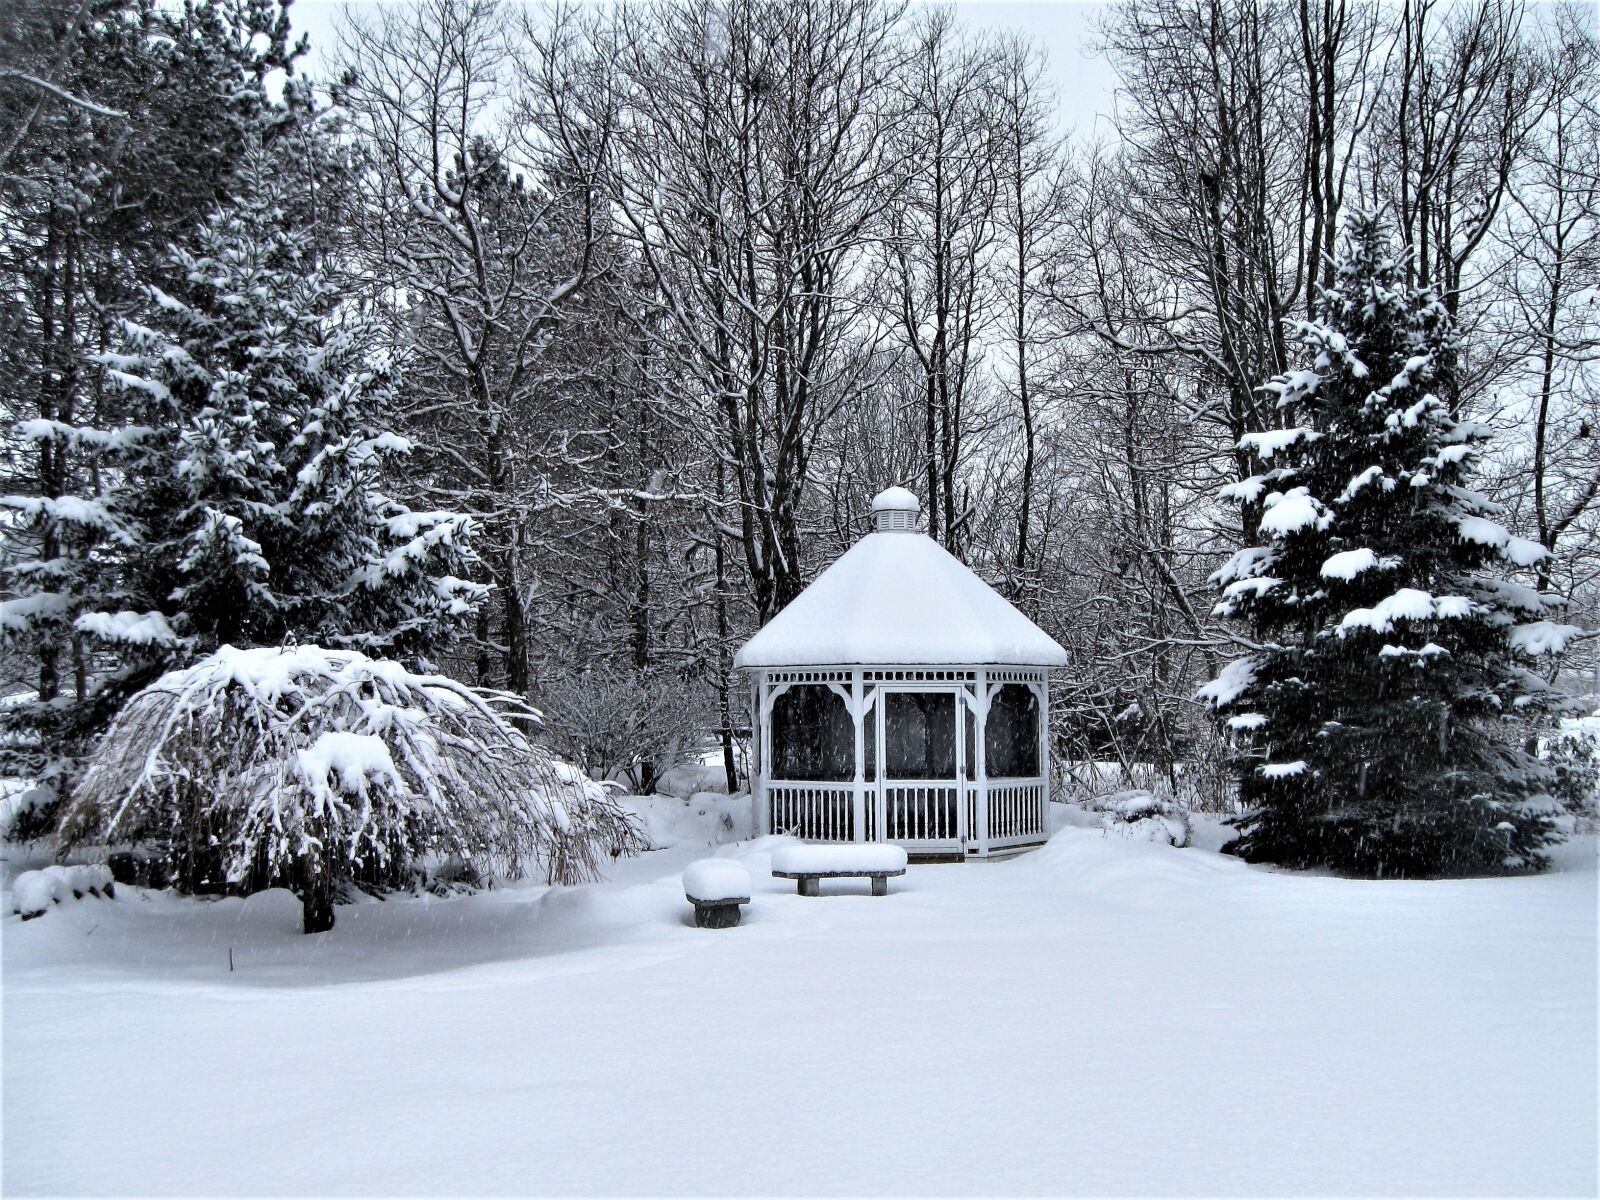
300;857;335;935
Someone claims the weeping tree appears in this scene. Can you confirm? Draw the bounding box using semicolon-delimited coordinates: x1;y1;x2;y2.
1200;214;1577;878
60;646;646;931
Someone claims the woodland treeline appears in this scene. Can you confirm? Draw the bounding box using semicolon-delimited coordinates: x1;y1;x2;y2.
3;0;1597;800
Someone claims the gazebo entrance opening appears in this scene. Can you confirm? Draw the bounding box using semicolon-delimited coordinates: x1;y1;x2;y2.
877;686;963;847
757;669;1050;859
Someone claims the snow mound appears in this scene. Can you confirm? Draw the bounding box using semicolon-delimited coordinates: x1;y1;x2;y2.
621;793;752;850
771;843;908;874
1018;824;1245;911
1239;426;1321;460
295;731;403;798
73;609;185;647
1259;487;1331;536
532;877;682;936
1260;760;1309;779
1196;656;1257;708
12;865;115;918
1092;790;1191;848
870;486;919;512
654;762;731;799
1320;547;1398;580
1509;621;1584;657
1456;515;1549;566
1338;587;1477;634
683;859;751;902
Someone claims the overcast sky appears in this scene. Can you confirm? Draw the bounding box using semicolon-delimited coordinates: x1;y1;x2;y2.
280;0;1119;136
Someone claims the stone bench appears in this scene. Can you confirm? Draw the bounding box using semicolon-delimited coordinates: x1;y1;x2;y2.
770;843;909;897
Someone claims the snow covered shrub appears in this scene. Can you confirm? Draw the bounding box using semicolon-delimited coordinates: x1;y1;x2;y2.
1199;214;1573;877
1;779;58;844
11;865;114;920
1544;719;1600;820
537;665;712;794
59;646;646;932
1094;790;1192;848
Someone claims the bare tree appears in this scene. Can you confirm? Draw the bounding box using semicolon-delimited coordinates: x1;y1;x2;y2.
1377;1;1546;307
1484;4;1600;629
1100;0;1316;538
337;0;614;697
882;9;1002;556
606;0;906;623
989;34;1067;594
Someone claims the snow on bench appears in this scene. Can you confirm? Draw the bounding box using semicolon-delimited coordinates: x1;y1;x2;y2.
683;859;752;929
771;843;908;896
11;865;115;920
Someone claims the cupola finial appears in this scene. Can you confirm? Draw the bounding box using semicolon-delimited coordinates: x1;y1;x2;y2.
870;486;921;533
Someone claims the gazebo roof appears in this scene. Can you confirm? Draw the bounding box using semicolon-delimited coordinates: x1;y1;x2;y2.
734;490;1068;670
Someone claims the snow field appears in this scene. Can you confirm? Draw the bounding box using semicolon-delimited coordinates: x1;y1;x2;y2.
3;818;1595;1196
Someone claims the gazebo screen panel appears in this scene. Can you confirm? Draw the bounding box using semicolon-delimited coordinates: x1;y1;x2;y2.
965;703;976;780
883;691;958;779
986;683;1042;778
770;684;854;781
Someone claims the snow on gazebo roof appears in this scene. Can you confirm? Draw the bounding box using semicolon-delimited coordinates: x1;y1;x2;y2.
733;489;1068;670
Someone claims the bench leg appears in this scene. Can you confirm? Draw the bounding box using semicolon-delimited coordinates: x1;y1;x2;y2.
798;877;818;897
871;876;888;897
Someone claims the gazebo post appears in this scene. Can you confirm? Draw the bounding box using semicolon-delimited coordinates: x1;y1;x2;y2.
850;669;865;842
1038;674;1051;831
974;667;990;858
757;674;775;837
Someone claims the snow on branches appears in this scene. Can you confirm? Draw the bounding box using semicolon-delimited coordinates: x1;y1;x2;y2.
60;646;646;932
1199;214;1576;877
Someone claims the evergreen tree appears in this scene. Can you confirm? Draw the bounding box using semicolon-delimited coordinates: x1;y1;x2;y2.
1;104;482;830
1199;214;1578;877
91;130;483;672
1;0;301;810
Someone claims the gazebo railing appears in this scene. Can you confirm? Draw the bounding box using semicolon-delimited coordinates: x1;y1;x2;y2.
986;778;1048;848
767;781;857;842
763;776;1048;853
882;780;961;844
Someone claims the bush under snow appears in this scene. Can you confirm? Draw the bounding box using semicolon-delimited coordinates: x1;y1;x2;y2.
11;864;114;919
1093;790;1192;848
59;645;646;932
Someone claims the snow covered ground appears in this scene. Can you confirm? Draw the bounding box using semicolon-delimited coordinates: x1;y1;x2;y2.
3;806;1595;1197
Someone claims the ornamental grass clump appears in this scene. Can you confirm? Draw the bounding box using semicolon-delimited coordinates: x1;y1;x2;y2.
60;645;645;932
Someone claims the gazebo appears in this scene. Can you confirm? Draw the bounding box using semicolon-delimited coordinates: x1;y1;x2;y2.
735;488;1068;860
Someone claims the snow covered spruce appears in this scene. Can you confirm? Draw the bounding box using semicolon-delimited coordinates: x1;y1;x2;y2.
58;646;645;932
1200;214;1580;877
0;129;480;824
